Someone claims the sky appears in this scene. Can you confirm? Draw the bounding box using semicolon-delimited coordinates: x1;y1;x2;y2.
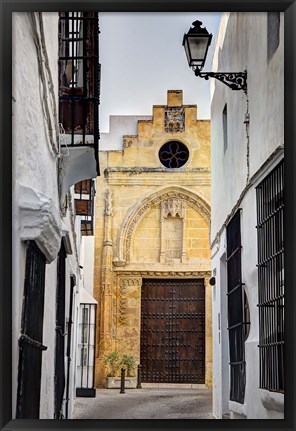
99;13;221;133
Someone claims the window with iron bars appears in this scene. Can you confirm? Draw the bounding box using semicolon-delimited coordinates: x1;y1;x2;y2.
226;210;248;404
76;303;97;397
256;159;284;393
16;241;47;419
58;12;100;175
54;241;66;419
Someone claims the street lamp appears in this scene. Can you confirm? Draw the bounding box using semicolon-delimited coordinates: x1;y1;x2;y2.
183;20;247;93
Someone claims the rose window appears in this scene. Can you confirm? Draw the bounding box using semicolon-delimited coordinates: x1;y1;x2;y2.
159;141;189;168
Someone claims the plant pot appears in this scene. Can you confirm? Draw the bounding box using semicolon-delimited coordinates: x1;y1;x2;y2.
104;376;137;389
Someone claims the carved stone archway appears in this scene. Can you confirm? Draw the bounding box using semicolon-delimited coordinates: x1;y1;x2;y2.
115;186;211;265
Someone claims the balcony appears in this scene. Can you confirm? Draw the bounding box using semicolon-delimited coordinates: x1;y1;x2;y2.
58;12;100;202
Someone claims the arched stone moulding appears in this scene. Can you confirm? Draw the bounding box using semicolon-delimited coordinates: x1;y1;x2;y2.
115;186;211;265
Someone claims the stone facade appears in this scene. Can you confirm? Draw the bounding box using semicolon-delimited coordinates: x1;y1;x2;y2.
94;90;212;387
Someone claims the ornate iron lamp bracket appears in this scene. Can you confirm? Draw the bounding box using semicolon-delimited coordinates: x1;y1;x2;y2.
194;68;247;93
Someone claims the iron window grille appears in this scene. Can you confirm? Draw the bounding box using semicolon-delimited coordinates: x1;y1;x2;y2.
81;308;89;344
159;141;189;168
256;159;284;393
64;275;75;419
74;179;95;236
76;303;97;397
16;241;47;419
54;242;67;419
226;210;247;404
58;12;100;175
243;289;251;341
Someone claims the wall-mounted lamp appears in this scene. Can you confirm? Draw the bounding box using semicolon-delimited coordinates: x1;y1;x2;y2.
183;20;247;93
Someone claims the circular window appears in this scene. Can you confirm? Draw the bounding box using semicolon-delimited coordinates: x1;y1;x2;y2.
159;141;189;168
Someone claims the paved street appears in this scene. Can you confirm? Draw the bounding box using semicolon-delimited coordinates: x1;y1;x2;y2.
73;387;214;419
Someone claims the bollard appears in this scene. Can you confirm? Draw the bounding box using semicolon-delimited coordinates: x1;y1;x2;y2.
119;367;125;394
137;364;142;389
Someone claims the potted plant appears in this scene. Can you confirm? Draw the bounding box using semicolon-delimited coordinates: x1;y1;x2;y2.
103;352;137;389
103;351;120;377
121;354;137;377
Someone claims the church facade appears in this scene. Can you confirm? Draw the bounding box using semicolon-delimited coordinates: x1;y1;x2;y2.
93;90;212;387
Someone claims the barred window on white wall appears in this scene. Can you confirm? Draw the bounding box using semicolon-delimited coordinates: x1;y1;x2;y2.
256;159;284;393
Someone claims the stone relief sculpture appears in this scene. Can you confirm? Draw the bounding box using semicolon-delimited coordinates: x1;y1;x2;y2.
161;198;185;219
118;277;142;325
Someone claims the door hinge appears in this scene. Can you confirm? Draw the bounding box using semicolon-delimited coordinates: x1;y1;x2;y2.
19;334;47;351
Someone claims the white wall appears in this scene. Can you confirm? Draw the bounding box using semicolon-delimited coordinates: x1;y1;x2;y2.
12;11;60;419
213;183;283;419
210;12;284;241
100;115;152;150
80;236;95;295
210;12;284;419
12;12;60;203
12;12;85;419
211;235;229;419
39;262;57;419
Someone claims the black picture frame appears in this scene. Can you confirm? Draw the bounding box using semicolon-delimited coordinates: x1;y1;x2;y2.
0;1;295;430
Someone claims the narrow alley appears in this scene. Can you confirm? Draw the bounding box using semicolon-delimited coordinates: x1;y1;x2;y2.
6;9;287;423
73;387;213;420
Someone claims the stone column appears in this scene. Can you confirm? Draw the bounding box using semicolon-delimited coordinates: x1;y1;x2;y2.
159;206;166;264
181;203;188;263
98;190;114;359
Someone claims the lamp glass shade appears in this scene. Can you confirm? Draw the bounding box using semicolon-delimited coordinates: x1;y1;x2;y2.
183;33;212;68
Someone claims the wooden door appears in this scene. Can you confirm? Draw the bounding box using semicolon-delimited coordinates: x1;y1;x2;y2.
140;279;205;383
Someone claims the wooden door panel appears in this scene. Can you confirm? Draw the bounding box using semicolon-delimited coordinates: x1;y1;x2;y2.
140;279;205;384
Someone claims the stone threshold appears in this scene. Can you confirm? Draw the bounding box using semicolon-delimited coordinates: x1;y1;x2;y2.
141;383;207;389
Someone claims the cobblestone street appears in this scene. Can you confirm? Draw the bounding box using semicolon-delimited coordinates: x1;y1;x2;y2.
73;387;214;420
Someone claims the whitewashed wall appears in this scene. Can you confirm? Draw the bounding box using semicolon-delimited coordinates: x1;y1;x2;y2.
211;237;229;418
210;12;284;240
80;236;95;295
12;12;86;419
210;12;284;419
100;115;152;150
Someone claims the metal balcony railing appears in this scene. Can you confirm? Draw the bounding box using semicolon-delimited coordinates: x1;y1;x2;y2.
58;12;100;175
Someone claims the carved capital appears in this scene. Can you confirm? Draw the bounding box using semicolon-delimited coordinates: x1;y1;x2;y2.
113;258;126;267
161;198;186;219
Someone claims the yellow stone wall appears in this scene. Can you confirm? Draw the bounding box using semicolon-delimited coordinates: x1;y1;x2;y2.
94;90;212;387
131;208;161;262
